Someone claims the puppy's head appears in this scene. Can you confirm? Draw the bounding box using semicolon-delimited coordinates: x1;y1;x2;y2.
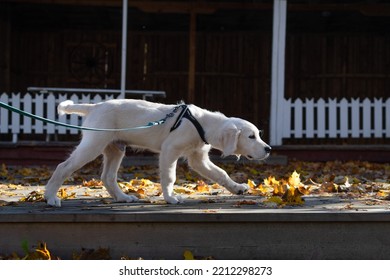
220;118;271;160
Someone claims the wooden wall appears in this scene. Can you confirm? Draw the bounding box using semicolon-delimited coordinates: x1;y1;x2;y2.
285;33;390;100
1;2;390;143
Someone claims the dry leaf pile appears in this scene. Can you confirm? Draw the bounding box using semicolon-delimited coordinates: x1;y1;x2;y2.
0;160;389;206
0;160;389;260
0;240;207;260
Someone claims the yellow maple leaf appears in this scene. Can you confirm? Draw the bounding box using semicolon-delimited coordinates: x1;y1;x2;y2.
58;188;77;200
249;184;273;196
297;185;312;195
377;190;390;200
274;183;287;196
24;242;52;260
0;163;8;177
183;250;195;260
247;179;257;189
83;178;104;188
20;190;45;202
196;180;209;193
264;196;284;205
174;187;194;194
264;176;280;187
288;170;301;187
282;185;304;205
196;184;209;193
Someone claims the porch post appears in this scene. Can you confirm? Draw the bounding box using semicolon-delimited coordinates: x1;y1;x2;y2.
120;0;128;99
270;0;287;146
188;11;197;104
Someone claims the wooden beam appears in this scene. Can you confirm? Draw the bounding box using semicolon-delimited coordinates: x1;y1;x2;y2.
4;0;390;16
187;11;196;104
4;0;390;15
3;0;271;13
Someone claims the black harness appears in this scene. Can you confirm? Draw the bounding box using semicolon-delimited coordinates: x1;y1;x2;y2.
170;105;208;144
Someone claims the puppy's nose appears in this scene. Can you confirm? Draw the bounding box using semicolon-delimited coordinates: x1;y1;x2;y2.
264;146;272;154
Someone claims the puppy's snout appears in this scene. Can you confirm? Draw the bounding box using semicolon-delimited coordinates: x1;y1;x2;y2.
264;146;272;154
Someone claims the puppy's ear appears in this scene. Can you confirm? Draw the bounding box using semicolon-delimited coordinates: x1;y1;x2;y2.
221;124;241;157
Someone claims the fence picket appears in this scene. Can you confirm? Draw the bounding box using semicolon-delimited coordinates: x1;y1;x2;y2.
386;98;390;137
282;98;291;138
306;98;314;138
374;98;383;138
46;94;56;134
339;98;349;138
328;99;337;138
35;94;44;134
294;98;303;138
69;94;80;134
362;98;371;138
351;98;360;137
11;93;20;142
0;93;9;133
316;98;325;138
23;93;32;134
57;94;68;134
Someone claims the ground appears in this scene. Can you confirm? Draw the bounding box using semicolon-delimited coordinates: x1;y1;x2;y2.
0;158;389;209
0;158;389;259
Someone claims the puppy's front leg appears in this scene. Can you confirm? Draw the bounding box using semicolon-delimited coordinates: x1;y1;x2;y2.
159;147;183;204
188;151;249;195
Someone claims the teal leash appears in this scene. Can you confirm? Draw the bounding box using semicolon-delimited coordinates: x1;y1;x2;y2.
0;101;177;132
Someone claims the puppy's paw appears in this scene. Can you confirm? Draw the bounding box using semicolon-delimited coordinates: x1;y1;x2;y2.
164;195;184;204
116;194;139;203
232;183;249;195
46;196;61;207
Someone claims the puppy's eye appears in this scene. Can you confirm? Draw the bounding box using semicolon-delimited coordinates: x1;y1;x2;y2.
249;135;256;139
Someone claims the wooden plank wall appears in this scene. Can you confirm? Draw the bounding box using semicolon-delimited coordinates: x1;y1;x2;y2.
285;33;390;100
3;30;272;132
2;4;390;145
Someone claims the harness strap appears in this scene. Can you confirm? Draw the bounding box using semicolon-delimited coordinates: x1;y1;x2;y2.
170;105;209;144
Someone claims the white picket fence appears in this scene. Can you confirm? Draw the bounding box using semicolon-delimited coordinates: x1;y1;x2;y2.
277;97;390;144
1;93;390;145
0;92;114;142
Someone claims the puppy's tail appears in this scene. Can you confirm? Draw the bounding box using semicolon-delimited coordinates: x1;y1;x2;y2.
58;100;95;116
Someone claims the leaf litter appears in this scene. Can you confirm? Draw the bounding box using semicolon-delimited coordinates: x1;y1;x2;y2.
0;160;389;207
0;160;389;259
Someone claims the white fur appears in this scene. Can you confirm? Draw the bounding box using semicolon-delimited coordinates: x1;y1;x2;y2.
57;100;74;116
45;99;271;207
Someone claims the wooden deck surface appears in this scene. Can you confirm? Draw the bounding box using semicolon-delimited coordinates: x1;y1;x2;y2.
1;193;390;260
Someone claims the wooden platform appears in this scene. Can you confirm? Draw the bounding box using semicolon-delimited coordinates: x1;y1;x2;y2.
1;194;390;260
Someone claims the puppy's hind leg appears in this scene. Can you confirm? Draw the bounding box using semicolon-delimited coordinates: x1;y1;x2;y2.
45;137;107;207
101;142;138;203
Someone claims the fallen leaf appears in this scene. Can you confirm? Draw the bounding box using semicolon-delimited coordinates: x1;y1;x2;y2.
264;196;284;205
282;185;304;205
73;247;111;260
83;179;104;188
183;250;195;260
235;200;257;206
321;181;338;193
20;190;45;202
196;180;209;193
288;170;302;187
0;163;8;177
247;179;257;189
